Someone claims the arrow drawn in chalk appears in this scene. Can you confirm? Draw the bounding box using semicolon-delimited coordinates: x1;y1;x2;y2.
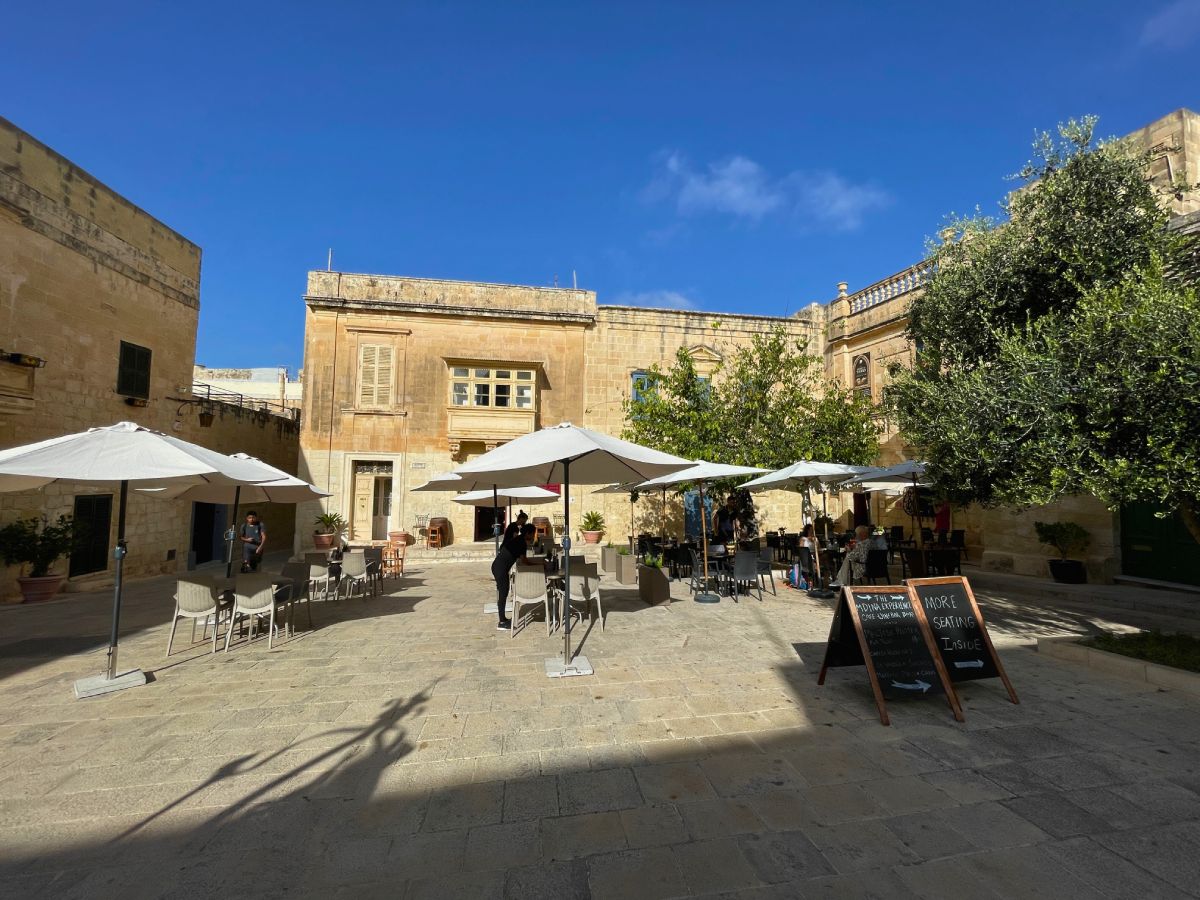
954;660;985;669
891;679;932;692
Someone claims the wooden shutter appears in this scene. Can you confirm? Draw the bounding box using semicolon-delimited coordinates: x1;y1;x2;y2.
358;343;394;408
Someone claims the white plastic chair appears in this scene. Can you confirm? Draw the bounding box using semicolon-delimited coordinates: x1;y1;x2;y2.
562;562;605;631
166;576;231;656
512;568;553;638
339;551;370;601
225;573;289;651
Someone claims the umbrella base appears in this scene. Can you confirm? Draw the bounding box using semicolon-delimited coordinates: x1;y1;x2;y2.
807;589;836;600
694;592;722;604
545;655;594;678
74;668;146;699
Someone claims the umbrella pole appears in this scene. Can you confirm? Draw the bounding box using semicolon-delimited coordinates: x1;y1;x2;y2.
546;461;591;678
660;487;666;546
493;485;501;553
630;491;634;554
225;485;242;579
695;480;719;602
75;481;145;698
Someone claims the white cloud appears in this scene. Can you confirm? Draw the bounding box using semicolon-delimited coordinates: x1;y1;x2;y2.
645;151;890;231
611;289;697;310
1140;0;1200;48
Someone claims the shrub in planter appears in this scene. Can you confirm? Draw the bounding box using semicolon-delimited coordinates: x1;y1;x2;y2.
616;546;637;584
581;511;606;544
314;512;348;550
1034;521;1090;584
0;515;82;603
601;543;617;573
638;555;671;605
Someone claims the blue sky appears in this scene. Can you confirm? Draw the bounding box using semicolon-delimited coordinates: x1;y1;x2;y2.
5;1;1199;371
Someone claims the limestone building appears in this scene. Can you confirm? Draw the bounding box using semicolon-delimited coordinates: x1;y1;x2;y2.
0;116;299;601
295;273;821;549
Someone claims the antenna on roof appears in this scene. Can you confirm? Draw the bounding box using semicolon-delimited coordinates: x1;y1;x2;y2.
327;248;333;271
573;269;578;289
554;274;559;287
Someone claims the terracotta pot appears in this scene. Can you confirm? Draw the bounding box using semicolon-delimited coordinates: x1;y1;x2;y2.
313;532;337;550
390;532;414;546
17;575;65;603
582;531;604;544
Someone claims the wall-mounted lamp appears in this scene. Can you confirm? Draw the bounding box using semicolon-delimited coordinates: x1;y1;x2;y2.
1;350;46;368
198;409;215;428
175;397;215;427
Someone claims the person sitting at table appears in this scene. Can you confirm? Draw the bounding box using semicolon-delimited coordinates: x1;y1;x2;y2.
491;523;537;630
834;525;871;585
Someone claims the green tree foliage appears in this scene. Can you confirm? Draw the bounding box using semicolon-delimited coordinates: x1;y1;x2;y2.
887;116;1200;541
622;326;880;470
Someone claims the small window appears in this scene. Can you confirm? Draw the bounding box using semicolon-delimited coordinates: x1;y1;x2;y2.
474;383;490;406
474;368;489;379
495;384;511;407
515;385;533;408
117;341;151;399
452;367;469;378
358;343;395;408
495;370;511;380
452;383;469;406
516;371;533;380
631;370;653;404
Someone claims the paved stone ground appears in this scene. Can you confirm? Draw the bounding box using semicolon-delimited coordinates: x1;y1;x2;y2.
1;557;1199;899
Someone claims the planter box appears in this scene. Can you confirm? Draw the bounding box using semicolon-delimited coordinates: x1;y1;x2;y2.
1048;559;1087;584
601;546;618;573
616;554;638;585
638;565;670;605
1038;636;1200;698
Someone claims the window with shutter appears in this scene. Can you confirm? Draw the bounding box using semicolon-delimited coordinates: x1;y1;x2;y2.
117;341;151;399
358;343;394;408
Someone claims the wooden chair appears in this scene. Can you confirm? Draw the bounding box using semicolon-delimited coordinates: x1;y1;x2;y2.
383;540;406;577
428;517;449;550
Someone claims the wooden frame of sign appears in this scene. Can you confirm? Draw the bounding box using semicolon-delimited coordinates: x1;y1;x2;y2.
818;585;964;726
906;576;1018;704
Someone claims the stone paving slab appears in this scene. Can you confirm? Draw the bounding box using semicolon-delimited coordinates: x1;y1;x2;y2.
0;560;1199;898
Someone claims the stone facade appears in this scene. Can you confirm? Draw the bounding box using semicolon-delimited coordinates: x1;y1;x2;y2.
0;116;299;601
296;274;823;551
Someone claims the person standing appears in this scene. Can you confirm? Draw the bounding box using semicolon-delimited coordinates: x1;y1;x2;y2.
491;522;534;630
713;496;739;544
503;510;528;544
239;511;266;572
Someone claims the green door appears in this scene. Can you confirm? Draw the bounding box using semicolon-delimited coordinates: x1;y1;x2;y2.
1120;502;1200;587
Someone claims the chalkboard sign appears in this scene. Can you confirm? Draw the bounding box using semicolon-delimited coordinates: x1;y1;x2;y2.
907;576;1018;704
818;586;963;726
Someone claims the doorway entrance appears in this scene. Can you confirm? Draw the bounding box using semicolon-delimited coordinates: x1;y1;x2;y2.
69;494;112;577
351;461;394;541
190;502;228;567
474;506;505;542
1121;502;1200;587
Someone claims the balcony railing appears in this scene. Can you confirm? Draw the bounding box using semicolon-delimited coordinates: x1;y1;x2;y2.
191;381;301;422
848;262;934;315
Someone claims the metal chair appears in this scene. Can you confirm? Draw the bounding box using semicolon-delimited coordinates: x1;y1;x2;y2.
731;552;763;601
225;574;290;651
900;547;928;580
166;576;231;656
415;514;430;548
280;562;316;632
363;546;384;595
756;548;777;595
863;549;890;585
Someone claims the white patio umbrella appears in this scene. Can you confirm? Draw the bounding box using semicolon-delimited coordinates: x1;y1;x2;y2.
843;460;930;545
453;423;691;677
0;422;277;697
636;461;767;603
591;481;643;552
454;486;559;541
136;452;329;577
741;460;878;594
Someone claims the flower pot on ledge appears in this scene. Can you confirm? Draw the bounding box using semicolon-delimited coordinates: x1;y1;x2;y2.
314;532;338;551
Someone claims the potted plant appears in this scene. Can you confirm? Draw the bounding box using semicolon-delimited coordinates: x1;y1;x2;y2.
616;546;637;585
581;511;606;544
0;515;82;603
387;530;413;546
1034;521;1090;584
601;540;617;574
638;553;671;605
314;512;347;550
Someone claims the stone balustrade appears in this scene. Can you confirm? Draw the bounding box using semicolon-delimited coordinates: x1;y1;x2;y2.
848;262;934;315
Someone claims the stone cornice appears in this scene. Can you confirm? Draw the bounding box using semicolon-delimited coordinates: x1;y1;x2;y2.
304;295;596;325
